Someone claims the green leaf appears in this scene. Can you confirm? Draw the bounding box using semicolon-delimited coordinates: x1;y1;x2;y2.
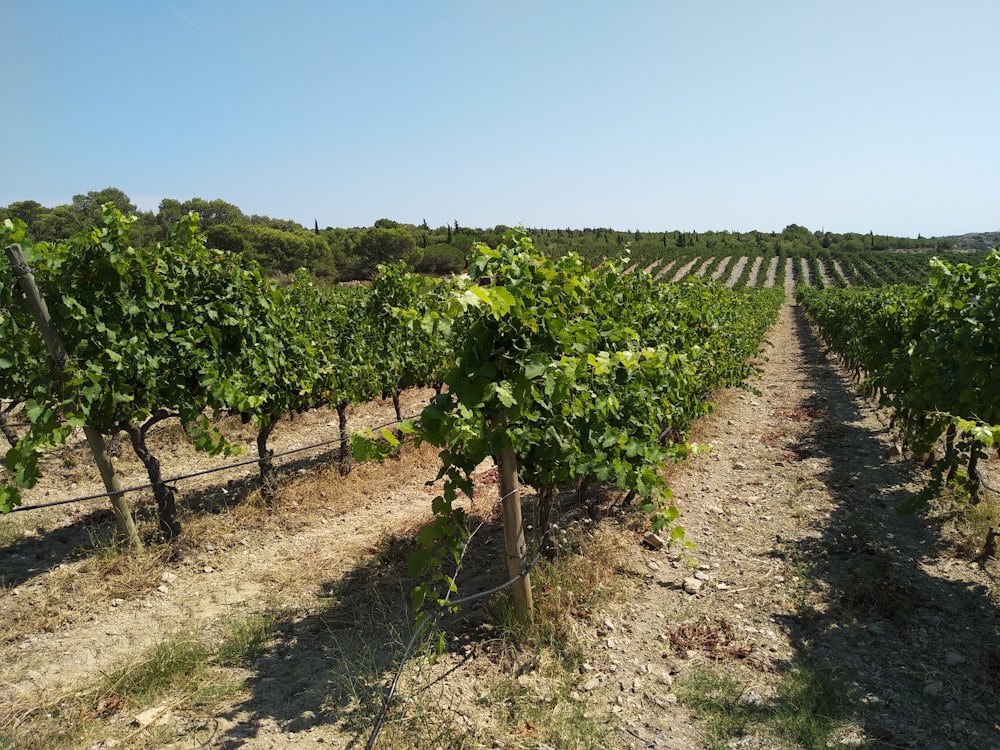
1;217;26;243
492;382;516;408
523;355;549;380
0;483;21;513
411;585;428;612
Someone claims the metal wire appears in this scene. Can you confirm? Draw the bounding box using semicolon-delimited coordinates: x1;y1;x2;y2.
8;413;418;513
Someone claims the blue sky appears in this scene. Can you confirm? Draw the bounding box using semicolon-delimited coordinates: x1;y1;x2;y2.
3;1;997;236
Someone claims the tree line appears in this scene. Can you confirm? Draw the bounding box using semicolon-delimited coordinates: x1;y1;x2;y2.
0;188;960;282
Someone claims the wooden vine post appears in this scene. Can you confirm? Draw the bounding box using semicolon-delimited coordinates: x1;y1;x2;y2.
495;420;533;624
4;243;143;551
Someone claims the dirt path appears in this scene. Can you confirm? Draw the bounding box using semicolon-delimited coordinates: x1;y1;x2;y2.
569;300;1000;748
2;300;999;749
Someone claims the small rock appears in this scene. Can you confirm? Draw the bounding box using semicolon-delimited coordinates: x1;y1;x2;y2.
606;638;617;649
160;571;177;585
944;651;966;666
924;681;944;697
203;566;215;574
650;694;671;709
580;662;594;673
642;532;665;550
733;462;748;470
647;561;660;572
694;571;710;581
156;585;169;594
134;706;170;727
682;578;703;594
743;690;764;706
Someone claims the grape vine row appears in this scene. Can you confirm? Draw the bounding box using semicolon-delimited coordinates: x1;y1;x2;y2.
798;250;1000;506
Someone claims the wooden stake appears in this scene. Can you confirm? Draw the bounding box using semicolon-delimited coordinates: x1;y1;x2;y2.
498;440;533;624
4;243;143;550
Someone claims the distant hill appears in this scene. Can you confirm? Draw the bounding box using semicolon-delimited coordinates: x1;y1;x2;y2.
936;232;1000;252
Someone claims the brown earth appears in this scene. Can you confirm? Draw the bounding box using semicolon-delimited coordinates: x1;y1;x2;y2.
2;298;999;749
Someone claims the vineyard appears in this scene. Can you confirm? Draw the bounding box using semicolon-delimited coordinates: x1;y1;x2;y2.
1;211;999;749
798;250;1000;509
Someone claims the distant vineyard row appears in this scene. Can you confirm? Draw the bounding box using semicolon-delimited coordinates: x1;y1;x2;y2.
620;248;988;288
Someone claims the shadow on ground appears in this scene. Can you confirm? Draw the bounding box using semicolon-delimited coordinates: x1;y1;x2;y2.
0;437;352;591
775;304;1000;747
205;498;519;749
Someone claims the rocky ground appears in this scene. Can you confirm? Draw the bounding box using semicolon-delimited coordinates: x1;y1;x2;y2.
1;295;999;749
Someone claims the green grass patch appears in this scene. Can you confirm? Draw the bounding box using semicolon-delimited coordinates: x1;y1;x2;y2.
677;663;855;750
676;669;759;746
101;632;211;708
216;609;283;667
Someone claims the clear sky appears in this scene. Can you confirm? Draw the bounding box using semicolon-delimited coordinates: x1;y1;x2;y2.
3;1;997;237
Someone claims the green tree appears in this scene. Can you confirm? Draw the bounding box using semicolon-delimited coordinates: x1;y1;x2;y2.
357;227;417;275
32;204;87;242
158;197;244;227
1;200;45;227
240;224;328;272
72;188;136;221
205;224;248;255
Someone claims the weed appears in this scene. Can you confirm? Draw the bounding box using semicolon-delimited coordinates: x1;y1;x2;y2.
771;665;851;749
939;483;1000;561
0;705;96;750
676;669;758;747
100;632;210;708
677;663;855;750
0;515;25;547
216;609;284;667
526;523;625;663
